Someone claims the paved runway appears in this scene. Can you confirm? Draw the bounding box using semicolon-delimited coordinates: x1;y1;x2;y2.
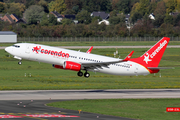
0;89;180;100
0;100;135;120
0;100;134;120
0;89;179;120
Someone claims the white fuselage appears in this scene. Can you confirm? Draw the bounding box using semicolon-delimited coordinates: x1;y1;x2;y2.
5;43;150;76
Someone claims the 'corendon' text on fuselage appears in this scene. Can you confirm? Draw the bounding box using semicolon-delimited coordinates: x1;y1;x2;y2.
32;46;69;58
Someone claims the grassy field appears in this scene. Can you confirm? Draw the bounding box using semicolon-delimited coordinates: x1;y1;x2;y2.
1;40;180;47
0;47;180;90
47;98;180;120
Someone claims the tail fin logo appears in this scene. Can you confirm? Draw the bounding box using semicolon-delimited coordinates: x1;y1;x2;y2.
143;39;168;64
150;40;167;59
143;53;152;64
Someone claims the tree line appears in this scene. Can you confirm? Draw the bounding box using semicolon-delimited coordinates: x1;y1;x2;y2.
0;0;180;37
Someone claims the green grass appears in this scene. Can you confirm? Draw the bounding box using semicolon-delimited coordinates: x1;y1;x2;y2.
47;98;180;120
0;47;180;90
1;40;180;47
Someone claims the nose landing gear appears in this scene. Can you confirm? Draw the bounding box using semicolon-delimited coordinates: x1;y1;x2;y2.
18;61;22;65
13;56;22;65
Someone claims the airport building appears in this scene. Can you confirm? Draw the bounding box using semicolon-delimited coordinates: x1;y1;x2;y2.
0;31;17;43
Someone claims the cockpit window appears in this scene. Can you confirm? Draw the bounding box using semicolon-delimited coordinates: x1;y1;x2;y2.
12;45;20;48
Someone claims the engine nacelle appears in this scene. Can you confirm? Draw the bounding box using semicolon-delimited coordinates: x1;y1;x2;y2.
52;64;63;69
63;61;81;71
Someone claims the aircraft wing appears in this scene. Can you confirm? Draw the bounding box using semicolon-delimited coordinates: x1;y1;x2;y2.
81;51;134;69
81;60;123;69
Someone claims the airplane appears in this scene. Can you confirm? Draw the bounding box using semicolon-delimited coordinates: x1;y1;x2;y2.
5;37;170;78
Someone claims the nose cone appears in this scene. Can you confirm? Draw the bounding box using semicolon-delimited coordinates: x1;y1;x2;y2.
5;47;11;53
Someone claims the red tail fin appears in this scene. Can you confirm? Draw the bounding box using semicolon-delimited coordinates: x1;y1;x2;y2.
130;37;170;68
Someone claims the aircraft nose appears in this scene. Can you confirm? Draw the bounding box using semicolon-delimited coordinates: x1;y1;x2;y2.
5;47;11;53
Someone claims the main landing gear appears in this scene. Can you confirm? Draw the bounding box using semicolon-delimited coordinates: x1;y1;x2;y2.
77;71;83;77
77;71;90;78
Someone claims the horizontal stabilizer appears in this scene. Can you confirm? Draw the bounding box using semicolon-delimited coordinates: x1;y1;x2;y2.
148;67;174;70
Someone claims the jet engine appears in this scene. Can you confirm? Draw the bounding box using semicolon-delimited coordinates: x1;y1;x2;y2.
63;61;81;71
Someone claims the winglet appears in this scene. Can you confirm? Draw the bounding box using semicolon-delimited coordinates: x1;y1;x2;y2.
123;51;134;61
86;46;93;54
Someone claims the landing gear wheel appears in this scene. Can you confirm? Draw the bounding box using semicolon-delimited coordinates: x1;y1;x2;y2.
84;72;90;78
77;71;83;77
18;61;22;65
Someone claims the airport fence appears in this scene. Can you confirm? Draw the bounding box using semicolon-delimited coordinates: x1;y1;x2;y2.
17;37;180;42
